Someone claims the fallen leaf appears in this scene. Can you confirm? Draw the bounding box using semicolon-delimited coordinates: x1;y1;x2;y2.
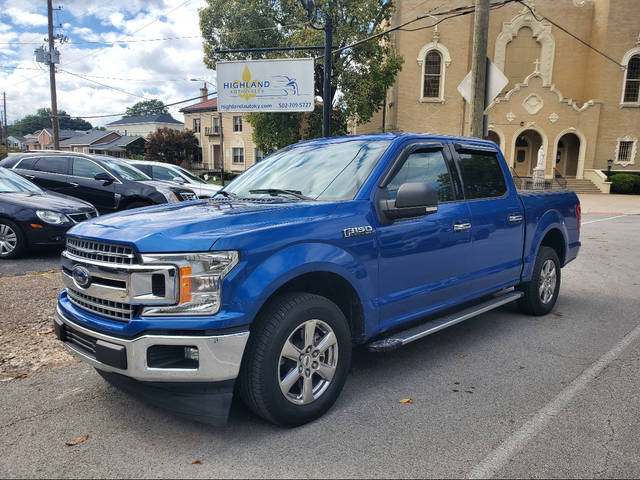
191;460;202;465
66;434;89;446
552;312;563;317
459;354;468;358
47;296;55;300
399;398;413;404
13;373;27;379
519;365;526;369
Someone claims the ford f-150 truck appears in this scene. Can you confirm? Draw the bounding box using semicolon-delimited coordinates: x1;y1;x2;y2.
53;133;580;426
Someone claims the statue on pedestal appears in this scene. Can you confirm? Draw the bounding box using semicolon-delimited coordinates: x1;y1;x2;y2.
533;146;546;188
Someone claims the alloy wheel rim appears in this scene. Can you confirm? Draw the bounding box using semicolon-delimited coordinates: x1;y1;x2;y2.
278;319;339;405
538;259;557;304
0;224;17;255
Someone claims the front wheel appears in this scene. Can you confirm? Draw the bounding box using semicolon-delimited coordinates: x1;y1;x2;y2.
0;219;26;259
518;246;561;315
239;292;352;427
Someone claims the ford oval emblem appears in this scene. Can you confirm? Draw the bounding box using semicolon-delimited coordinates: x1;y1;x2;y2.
72;266;91;289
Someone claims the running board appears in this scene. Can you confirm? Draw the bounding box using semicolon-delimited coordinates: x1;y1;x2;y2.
367;291;523;352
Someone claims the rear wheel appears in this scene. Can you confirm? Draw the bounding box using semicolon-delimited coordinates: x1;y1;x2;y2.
239;292;351;427
0;219;26;259
518;246;561;315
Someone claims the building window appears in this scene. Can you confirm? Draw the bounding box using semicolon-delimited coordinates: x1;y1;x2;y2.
213;116;220;134
232;147;244;164
255;148;264;162
233;116;242;132
623;55;640;103
193;118;201;133
423;51;441;99
417;42;450;103
614;137;637;167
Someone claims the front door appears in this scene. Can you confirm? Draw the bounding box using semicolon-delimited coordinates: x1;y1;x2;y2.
376;143;474;332
69;157;117;213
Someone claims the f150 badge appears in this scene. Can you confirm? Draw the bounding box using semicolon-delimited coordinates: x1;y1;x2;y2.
342;226;373;238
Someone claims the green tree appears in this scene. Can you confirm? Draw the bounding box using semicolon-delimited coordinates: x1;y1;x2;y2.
200;0;403;150
144;128;200;165
124;99;169;117
7;108;92;136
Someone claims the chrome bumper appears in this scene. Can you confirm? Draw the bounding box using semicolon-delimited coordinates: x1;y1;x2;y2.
55;307;249;383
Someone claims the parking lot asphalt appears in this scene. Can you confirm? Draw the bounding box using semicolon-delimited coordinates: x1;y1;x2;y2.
1;212;639;478
0;247;62;277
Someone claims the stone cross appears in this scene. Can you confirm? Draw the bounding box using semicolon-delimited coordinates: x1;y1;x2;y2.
533;58;541;73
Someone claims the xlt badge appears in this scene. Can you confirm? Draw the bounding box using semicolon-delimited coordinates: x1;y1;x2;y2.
342;226;373;238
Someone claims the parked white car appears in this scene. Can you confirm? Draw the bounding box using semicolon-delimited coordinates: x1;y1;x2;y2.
127;160;221;198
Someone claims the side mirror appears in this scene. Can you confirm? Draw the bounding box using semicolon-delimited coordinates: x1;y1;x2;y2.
172;176;187;185
94;172;113;185
380;182;439;221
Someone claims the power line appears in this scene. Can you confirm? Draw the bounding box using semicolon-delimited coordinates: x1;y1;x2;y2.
58;69;152;99
516;0;624;69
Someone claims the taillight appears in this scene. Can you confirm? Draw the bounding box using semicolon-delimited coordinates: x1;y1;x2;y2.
575;204;581;231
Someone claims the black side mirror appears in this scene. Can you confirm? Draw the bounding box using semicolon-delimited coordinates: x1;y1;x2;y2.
94;172;113;185
380;182;439;221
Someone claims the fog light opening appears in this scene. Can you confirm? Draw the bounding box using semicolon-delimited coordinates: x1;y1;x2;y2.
147;345;199;369
184;346;199;362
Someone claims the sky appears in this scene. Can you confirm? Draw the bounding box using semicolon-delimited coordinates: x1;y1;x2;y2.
0;0;217;128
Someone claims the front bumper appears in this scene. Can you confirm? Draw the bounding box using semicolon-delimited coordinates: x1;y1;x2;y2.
54;306;249;383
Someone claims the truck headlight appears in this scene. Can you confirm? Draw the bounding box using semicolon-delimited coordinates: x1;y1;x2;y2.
36;210;70;225
141;251;238;316
158;188;179;203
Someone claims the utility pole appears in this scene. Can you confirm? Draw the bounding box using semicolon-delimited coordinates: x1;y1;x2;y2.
322;16;332;137
47;0;60;149
3;92;7;156
469;0;490;138
218;111;225;187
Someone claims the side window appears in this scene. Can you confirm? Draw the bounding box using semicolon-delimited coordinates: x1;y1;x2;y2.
458;152;507;199
16;157;38;170
72;158;109;179
32;156;70;175
386;149;454;202
152;165;177;181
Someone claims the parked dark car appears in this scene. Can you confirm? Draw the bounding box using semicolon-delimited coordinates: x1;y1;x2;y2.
0;152;198;214
0;167;98;259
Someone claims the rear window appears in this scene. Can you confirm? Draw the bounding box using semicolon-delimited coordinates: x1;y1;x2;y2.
16;157;38;170
458;152;506;199
32;157;70;175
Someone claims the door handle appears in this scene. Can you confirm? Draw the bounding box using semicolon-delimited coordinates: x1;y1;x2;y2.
69;182;79;188
24;174;35;180
508;214;523;223
453;222;471;231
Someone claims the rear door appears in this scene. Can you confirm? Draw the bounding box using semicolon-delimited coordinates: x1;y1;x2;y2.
376;142;474;330
27;156;71;193
69;156;117;213
449;143;525;293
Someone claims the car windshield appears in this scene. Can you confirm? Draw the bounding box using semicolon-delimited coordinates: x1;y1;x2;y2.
175;166;207;184
0;167;43;193
100;157;151;181
222;139;391;201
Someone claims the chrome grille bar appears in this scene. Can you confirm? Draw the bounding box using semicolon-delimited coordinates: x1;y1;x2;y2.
66;238;137;265
67;288;134;322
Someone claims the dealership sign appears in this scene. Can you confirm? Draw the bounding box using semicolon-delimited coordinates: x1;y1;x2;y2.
216;58;315;113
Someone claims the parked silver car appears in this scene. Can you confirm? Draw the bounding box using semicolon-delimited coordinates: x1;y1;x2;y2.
127;160;221;198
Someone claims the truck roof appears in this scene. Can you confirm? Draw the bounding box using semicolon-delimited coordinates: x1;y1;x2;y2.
292;132;499;150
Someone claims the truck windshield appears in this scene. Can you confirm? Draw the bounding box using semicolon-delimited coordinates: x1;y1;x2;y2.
222;139;391;201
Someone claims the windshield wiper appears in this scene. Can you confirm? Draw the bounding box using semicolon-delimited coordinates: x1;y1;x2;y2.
215;190;237;199
249;188;315;201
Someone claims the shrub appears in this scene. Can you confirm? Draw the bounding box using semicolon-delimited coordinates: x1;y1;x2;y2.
609;173;638;194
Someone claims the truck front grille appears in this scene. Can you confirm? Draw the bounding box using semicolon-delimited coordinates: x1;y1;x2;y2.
67;288;134;322
66;238;136;265
179;192;197;201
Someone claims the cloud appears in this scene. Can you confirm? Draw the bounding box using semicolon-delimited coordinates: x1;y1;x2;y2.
3;8;48;27
0;0;213;127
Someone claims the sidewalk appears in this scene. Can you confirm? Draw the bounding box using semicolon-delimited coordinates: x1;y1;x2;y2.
578;194;640;215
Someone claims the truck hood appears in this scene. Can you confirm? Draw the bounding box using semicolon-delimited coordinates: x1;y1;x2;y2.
67;199;337;252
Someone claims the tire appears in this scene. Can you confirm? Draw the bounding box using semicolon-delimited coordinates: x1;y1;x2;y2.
239;292;352;427
517;246;561;316
0;219;26;259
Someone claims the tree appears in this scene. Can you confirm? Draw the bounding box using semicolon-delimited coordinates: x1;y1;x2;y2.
199;0;403;150
124;100;169;117
7;108;92;136
145;128;200;165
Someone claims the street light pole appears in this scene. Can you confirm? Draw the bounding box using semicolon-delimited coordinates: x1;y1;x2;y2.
322;16;332;137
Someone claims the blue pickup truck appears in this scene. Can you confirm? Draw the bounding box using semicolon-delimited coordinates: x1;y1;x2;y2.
53;133;580;426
